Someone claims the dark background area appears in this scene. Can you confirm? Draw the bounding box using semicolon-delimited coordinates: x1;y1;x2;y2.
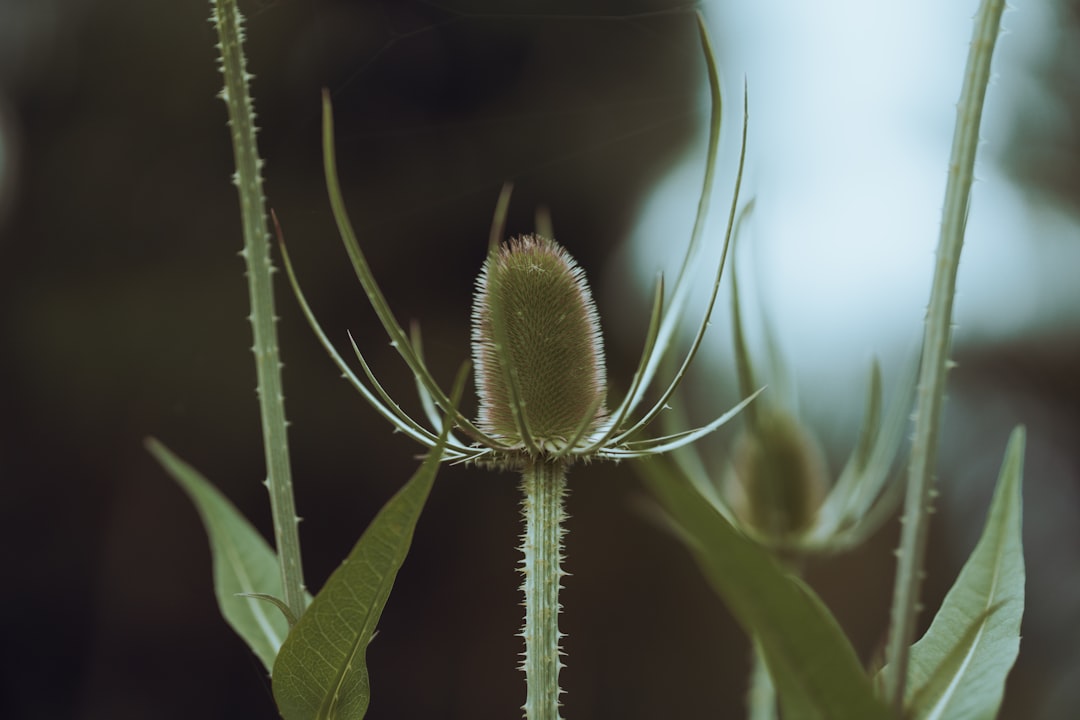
2;1;1078;718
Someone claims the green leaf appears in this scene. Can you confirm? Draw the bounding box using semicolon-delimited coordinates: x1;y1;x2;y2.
902;426;1025;720
643;460;891;720
271;368;465;720
147;438;289;673
271;444;445;719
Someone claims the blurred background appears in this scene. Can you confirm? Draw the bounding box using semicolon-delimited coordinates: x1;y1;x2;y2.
2;0;1078;718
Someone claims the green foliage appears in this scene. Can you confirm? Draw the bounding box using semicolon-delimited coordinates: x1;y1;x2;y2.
805;359;912;552
900;427;1026;720
271;370;464;720
148;438;290;673
643;461;891;720
172;0;1030;715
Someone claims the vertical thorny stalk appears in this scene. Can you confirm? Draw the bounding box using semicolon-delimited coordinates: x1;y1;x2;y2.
520;461;569;720
211;0;306;620
884;0;1006;709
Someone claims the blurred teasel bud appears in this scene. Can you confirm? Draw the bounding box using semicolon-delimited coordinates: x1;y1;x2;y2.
471;234;608;455
704;204;912;554
725;410;829;545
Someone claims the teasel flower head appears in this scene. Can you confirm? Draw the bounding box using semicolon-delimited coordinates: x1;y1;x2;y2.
661;206;916;555
725;409;829;543
472;235;608;457
717;361;913;556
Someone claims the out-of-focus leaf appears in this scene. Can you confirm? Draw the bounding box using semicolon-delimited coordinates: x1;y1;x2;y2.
643;461;890;720
807;358;914;551
271;370;462;720
148;438;289;673
902;426;1025;720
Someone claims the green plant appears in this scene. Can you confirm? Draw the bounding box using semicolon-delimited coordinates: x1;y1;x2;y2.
151;1;1026;718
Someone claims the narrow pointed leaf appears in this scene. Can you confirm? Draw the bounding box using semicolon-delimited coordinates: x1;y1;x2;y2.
321;92;483;444
271;370;464;720
902;426;1025;720
630;12;725;409
808;358;913;549
643;464;890;720
729;205;760;428
147;438;289;673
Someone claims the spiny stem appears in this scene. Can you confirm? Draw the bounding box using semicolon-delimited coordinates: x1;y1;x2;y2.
211;0;306;621
883;0;1005;709
520;461;568;720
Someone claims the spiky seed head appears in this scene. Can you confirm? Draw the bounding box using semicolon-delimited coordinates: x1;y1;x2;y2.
725;411;828;543
472;234;608;455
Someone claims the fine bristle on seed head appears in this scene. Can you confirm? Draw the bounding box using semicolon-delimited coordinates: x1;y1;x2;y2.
472;234;608;454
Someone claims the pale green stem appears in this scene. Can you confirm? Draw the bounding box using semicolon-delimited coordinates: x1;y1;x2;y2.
883;0;1005;710
747;640;777;720
520;461;569;720
747;555;804;720
211;0;306;621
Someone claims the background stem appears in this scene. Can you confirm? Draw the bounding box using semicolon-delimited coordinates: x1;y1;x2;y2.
747;640;777;720
883;0;1005;709
211;0;306;621
520;461;568;720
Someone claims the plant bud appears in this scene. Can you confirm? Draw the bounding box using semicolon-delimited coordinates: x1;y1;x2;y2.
725;411;828;543
472;235;608;453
